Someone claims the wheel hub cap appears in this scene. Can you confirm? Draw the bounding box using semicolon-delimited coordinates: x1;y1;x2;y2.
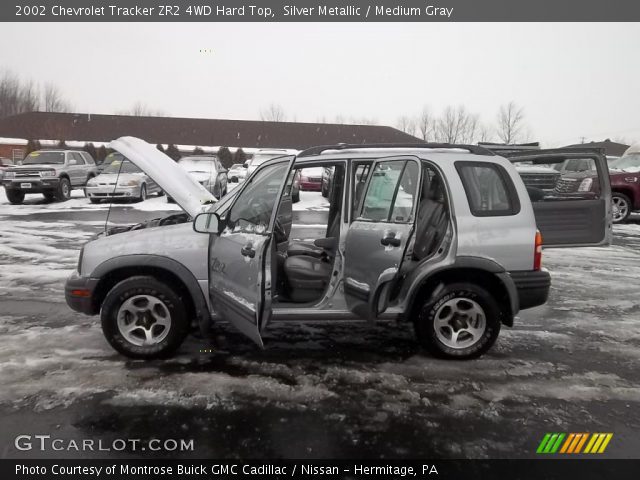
116;295;171;346
434;297;486;349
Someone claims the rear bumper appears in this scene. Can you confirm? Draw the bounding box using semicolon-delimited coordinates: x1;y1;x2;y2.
300;181;322;191
509;269;551;310
65;270;99;315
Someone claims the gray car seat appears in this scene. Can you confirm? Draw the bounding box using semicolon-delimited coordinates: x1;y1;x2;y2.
413;174;448;260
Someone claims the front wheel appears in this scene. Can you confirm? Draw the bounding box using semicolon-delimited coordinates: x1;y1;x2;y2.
612;192;631;224
100;276;190;359
136;184;147;202
6;189;25;204
55;177;71;201
413;283;501;360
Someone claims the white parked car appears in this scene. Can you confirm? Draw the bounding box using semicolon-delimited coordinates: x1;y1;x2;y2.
227;163;247;183
246;149;297;175
86;153;162;203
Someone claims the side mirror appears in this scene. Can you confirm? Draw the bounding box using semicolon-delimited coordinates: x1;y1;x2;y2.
242;163;249;168
193;212;221;234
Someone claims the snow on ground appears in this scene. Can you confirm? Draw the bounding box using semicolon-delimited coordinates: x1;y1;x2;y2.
1;187;640;458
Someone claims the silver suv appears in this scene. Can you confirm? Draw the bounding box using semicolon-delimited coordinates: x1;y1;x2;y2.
65;138;611;360
2;149;98;203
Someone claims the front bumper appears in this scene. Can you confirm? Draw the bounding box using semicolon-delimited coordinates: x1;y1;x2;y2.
3;177;60;193
85;185;139;199
65;271;100;315
509;269;551;310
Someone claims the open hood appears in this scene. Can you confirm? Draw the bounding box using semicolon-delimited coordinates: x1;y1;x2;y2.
109;137;216;217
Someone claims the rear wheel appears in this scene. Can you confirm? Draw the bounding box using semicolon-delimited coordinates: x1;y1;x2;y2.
413;282;501;360
55;177;71;201
100;276;189;359
6;189;25;204
612;192;631;224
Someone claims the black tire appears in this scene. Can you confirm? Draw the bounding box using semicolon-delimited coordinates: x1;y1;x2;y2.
292;190;300;203
43;192;55;202
100;276;190;359
136;184;147;203
55;177;71;202
90;198;101;204
157;189;164;197
167;196;175;203
612;192;632;224
413;282;502;360
321;183;329;197
6;189;25;204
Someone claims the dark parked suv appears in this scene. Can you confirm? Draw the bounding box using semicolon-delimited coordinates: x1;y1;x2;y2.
2;149;98;204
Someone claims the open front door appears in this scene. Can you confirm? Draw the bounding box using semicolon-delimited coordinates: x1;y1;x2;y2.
344;156;422;321
505;148;612;247
208;157;294;346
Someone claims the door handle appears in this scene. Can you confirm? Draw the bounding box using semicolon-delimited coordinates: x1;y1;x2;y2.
381;233;401;247
241;245;256;258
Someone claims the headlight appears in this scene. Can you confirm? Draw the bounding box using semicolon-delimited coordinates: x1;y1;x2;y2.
86;178;97;186
118;179;140;186
4;172;14;179
40;170;56;177
624;177;638;183
578;178;593;192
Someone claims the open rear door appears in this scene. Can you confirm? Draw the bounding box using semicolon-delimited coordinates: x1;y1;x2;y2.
344;156;422;321
208;157;295;346
505;148;612;247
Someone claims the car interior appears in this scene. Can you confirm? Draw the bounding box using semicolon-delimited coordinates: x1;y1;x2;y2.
274;164;346;303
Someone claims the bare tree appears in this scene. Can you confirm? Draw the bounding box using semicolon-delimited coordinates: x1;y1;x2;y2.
477;123;494;143
417;107;434;141
435;106;477;144
118;101;166;116
42;83;71;112
260;103;286;122
0;70;40;118
397;115;416;136
496;101;526;144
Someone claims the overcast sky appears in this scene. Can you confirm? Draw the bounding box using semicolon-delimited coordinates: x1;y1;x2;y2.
1;22;639;146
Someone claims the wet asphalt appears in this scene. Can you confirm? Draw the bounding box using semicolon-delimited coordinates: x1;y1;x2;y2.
0;198;639;460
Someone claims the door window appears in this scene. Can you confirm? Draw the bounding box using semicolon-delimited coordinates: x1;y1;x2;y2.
360;160;419;223
456;162;520;216
228;161;289;232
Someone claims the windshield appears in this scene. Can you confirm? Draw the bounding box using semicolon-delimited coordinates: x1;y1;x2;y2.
250;153;285;166
102;159;142;174
22;151;65;165
179;159;217;173
611;154;640;172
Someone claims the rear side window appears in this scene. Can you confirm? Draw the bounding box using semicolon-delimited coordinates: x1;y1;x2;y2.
360;160;419;223
456;161;520;216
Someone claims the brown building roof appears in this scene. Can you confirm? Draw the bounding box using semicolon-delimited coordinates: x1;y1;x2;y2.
0;112;421;149
564;139;630;157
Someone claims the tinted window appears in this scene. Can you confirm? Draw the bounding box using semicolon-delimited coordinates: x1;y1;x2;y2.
102;159;142;174
456;162;520;216
71;152;86;164
360;160;418;223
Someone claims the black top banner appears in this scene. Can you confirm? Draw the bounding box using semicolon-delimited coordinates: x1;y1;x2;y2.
4;0;640;22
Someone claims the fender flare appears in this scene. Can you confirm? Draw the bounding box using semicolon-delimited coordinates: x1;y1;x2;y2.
92;254;210;335
404;256;519;326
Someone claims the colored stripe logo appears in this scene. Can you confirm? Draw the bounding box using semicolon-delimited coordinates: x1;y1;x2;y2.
536;433;613;454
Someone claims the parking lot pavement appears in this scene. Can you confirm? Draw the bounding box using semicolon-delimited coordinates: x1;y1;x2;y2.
1;190;639;459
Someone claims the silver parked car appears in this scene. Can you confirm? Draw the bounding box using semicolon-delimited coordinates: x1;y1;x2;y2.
66;138;611;360
174;155;228;200
2;149;98;204
85;153;162;203
227;163;247;183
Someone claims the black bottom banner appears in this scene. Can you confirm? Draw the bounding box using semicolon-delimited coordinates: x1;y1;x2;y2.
4;459;639;480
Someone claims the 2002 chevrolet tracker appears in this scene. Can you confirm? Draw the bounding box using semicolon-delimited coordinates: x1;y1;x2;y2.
65;137;612;360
